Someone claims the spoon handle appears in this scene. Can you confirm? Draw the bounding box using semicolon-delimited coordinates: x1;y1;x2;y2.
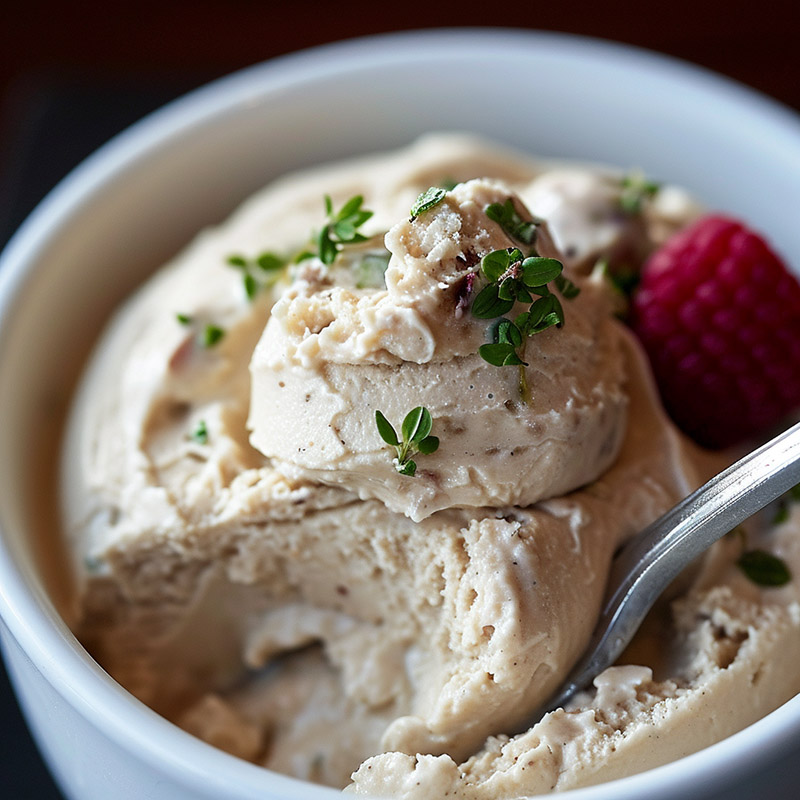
545;420;800;713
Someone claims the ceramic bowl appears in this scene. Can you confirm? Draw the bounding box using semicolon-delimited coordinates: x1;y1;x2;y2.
1;29;800;800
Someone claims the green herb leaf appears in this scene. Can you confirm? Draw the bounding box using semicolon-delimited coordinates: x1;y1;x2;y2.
337;194;363;221
243;273;258;300
176;313;192;325
521;257;563;287
375;410;400;446
472;284;514;319
486;199;537;245
619;172;660;214
402;406;432;444
375;407;438;476
310;194;376;266
737;549;791;587
202;324;225;348
554;273;581;299
496;319;522;348
191;419;208;444
318;228;338;265
225;251;287;301
479;342;518;366
399;459;417;476
417;435;439;455
256;252;285;272
410;187;447;220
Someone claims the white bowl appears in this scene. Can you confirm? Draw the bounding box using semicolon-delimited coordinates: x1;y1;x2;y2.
1;29;800;800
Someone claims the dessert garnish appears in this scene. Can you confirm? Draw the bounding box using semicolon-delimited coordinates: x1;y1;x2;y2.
174;313;225;349
737;549;791;587
297;194;375;266
619;171;660;214
485;198;538;245
631;215;800;448
471;247;580;400
190;419;208;445
226;251;285;300
409;187;447;221
374;407;439;476
201;324;225;348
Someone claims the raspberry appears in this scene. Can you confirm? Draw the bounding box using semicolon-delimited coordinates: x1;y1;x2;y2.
630;215;800;449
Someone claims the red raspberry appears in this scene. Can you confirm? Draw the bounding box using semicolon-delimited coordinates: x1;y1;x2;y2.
630;215;800;449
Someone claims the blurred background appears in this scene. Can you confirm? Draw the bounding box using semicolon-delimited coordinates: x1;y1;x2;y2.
1;1;799;796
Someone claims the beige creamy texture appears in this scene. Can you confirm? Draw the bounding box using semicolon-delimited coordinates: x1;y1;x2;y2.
61;135;800;796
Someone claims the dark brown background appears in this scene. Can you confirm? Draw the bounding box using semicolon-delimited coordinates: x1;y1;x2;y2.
1;1;799;797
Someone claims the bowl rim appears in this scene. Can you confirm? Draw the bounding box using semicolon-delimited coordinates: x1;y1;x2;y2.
1;27;800;799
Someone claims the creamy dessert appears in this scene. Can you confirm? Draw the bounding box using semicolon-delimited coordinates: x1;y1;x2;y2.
60;134;800;796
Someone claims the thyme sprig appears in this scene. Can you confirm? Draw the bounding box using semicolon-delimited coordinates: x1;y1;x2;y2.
190;419;208;444
410;187;447;221
375;407;439;477
226;251;286;300
175;314;226;349
737;549;791;587
471;246;580;401
486;198;539;245
301;194;374;266
619;172;660;214
731;526;792;587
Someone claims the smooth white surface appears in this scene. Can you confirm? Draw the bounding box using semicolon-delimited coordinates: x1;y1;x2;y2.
1;29;800;800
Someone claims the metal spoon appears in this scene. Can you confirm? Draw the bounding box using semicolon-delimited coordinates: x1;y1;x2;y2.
542;420;800;715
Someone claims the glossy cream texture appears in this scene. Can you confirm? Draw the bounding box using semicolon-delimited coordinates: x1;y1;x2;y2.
59;135;800;797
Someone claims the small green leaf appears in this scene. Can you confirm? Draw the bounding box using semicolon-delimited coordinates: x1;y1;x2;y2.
333;220;356;241
324;194;333;216
521;257;563;287
554;273;581;298
399;459;417;476
479;342;517;366
417;435;439;454
176;313;192;325
472;284;514;319
256;252;285;272
486;199;537;245
375;410;400;446
402;406;432;444
336;194;363;221
202;324;225;348
496;319;522;348
526;295;556;327
318;228;338;265
551;295;565;325
243;273;258;300
226;254;248;268
737;550;791;587
351;209;373;228
410;187;447;219
619;173;660;214
481;249;512;282
497;278;520;302
191;419;208;444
